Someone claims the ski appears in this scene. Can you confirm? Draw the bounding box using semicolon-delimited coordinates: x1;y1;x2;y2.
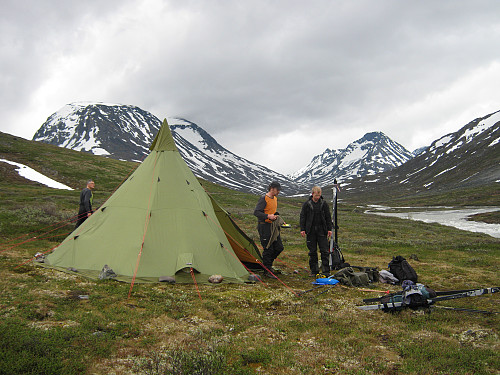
328;179;342;270
358;287;499;311
431;306;499;315
363;293;398;304
429;287;499;303
358;301;405;311
362;287;494;304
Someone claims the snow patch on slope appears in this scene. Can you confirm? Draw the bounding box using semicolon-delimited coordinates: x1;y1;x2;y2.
0;159;73;190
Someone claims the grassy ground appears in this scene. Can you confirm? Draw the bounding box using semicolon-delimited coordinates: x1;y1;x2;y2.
0;134;499;374
1;177;499;374
468;211;500;224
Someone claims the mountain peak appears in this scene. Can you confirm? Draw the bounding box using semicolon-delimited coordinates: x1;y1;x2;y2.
33;102;161;160
359;131;385;140
290;131;413;185
32;103;305;195
343;109;500;198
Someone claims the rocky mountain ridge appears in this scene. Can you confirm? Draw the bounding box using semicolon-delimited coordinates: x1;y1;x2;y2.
290;131;413;186
341;109;500;200
32;102;499;197
33;103;304;195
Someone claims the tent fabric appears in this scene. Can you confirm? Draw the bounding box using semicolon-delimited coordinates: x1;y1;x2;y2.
44;119;262;283
207;194;262;266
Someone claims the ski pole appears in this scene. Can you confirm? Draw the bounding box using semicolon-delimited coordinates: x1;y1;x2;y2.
297;285;325;296
358;288;391;294
311;285;337;299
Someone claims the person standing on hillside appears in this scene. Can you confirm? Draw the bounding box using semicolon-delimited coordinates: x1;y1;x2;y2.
75;179;95;228
254;181;284;278
300;186;333;277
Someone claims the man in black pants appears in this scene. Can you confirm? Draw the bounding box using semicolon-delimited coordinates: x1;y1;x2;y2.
75;179;95;228
253;181;283;277
300;186;332;276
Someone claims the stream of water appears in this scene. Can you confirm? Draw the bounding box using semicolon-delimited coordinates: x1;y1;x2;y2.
365;206;500;238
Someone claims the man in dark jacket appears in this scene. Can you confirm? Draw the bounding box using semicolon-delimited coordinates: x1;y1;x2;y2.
253;181;283;277
300;186;332;276
75;179;95;228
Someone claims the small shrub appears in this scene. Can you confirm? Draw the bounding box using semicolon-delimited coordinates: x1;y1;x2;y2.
0;318;86;375
240;348;271;365
134;346;230;375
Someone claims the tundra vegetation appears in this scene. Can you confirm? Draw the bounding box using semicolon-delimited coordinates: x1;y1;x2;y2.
0;132;498;374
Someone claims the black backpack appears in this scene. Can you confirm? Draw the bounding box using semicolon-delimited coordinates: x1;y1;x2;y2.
330;242;349;270
388;256;418;284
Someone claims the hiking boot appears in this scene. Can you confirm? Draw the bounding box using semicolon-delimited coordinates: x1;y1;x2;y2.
316;273;329;279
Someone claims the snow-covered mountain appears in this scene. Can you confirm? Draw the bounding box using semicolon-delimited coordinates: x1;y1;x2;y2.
290;132;413;186
167;118;305;194
412;146;428;157
342;110;500;199
29;102;499;200
33;102;304;195
397;109;500;189
33;102;159;161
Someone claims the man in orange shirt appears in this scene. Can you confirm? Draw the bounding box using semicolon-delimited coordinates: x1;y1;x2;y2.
254;181;283;277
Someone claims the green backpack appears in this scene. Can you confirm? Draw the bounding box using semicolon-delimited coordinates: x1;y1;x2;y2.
350;266;380;283
333;267;371;287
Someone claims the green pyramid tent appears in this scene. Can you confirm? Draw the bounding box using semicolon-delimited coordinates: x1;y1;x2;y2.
45;119;262;283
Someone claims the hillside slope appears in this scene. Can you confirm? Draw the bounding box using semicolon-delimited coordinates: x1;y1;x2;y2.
1;131;137;193
340;110;500;204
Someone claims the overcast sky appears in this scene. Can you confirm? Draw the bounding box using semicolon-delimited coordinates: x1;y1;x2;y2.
1;0;500;174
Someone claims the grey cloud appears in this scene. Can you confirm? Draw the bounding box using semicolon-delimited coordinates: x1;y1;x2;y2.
1;0;500;173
